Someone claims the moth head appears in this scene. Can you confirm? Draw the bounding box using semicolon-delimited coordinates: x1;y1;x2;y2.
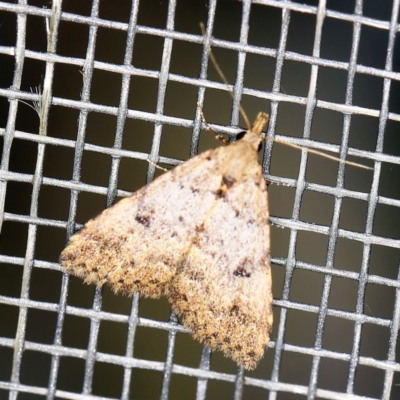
236;131;263;152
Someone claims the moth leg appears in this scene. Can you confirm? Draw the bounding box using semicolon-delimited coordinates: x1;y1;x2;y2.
146;158;168;172
265;179;290;187
270;221;285;230
197;102;229;145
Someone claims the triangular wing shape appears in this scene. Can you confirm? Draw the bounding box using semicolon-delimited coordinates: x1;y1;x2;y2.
61;147;226;298
61;135;272;369
167;152;272;369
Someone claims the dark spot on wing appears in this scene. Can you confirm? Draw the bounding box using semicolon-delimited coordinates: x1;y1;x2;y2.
135;214;150;227
230;305;239;315
180;294;188;302
195;224;205;233
215;188;225;198
233;266;251;278
222;174;236;187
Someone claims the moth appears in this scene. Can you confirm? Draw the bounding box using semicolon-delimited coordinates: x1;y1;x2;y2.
61;112;272;370
60;25;371;369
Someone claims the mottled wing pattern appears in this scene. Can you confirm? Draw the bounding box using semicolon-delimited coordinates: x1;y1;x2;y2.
61;147;230;298
61;130;272;369
167;156;272;370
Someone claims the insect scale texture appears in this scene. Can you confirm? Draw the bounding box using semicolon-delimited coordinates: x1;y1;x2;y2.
60;112;272;370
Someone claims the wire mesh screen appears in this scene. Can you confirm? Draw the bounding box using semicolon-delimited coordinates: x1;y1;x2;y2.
0;0;399;399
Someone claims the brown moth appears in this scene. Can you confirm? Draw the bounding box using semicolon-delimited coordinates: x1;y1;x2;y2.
60;112;272;370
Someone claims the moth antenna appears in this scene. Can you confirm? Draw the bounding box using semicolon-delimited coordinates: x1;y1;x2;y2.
200;23;372;171
197;102;229;145
265;137;373;171
200;22;251;130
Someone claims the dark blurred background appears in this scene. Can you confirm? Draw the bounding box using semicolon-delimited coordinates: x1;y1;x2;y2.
0;0;399;399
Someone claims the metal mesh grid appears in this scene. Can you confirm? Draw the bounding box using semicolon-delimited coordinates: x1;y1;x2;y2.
0;0;399;399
